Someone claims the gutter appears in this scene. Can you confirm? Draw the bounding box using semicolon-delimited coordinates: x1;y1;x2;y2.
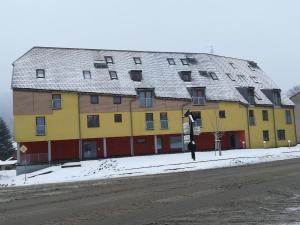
129;98;136;156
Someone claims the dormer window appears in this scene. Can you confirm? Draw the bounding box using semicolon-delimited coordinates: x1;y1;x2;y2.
179;71;191;82
137;89;153;108
261;89;282;106
104;56;114;64
236;87;255;105
180;58;189;65
36;69;45;78
130;70;142;81
133;57;142;64
167;58;176;65
186;57;197;64
190;88;206;105
209;72;218;80
83;70;92;79
199;71;208;77
248;61;259;70
229;62;237;69
109;71;118;80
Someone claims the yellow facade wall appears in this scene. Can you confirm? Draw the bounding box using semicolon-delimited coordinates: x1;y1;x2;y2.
14;93;80;142
14;92;297;149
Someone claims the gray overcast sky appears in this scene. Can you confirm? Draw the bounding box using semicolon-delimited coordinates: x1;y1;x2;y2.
0;0;300;94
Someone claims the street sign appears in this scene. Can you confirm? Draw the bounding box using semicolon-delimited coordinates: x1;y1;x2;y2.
184;135;190;144
20;145;28;153
183;122;190;135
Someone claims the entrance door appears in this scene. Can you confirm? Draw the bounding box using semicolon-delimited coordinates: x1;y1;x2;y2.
82;141;97;160
230;134;236;149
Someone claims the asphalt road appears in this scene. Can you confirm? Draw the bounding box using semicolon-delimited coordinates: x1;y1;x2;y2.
1;158;300;225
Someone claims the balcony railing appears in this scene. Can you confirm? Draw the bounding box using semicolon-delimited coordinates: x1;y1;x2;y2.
140;98;153;108
192;97;206;105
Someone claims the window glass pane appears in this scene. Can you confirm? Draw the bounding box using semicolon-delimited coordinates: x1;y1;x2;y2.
170;136;182;150
157;136;162;150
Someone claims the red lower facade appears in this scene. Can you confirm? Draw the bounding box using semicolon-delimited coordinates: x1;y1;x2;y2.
19;130;246;163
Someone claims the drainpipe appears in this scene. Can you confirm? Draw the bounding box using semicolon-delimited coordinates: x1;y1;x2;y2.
77;93;83;160
272;106;278;148
245;105;251;149
129;97;136;156
292;107;298;145
181;101;191;152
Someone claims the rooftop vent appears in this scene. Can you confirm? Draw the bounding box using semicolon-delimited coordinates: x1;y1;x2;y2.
248;61;259;69
186;57;198;65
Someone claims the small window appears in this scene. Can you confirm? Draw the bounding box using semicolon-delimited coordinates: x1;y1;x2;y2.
226;73;235;81
160;112;168;129
114;114;122;123
180;58;189;65
36;117;46;136
179;71;191;82
87;115;100;128
83;70;92;79
36;69;45;78
277;129;286;140
113;96;121;104
130;70;142;82
104;56;114;64
285;110;292;124
249;110;255;126
262;110;269;121
199;71;208;77
109;71;118;80
263;130;269;141
170;136;182;150
237;74;247;82
52;94;62;109
219;110;226;118
167;58;176;65
133;57;142;64
209;72;218;80
229;62;237;69
145;113;154;130
90;95;99;104
251;76;259;83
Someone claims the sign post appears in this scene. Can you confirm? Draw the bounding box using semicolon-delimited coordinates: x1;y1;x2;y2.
183;110;198;161
20;145;28;182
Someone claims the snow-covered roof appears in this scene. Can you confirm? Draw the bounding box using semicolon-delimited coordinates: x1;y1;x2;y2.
11;47;294;106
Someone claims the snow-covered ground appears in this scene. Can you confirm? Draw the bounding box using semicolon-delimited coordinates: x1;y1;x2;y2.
1;145;300;187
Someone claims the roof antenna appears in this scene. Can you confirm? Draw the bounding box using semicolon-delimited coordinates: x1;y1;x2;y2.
210;45;214;54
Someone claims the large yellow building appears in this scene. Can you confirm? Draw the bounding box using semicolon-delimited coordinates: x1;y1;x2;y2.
12;47;297;163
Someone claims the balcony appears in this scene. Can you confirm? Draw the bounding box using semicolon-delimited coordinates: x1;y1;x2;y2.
192;97;206;106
